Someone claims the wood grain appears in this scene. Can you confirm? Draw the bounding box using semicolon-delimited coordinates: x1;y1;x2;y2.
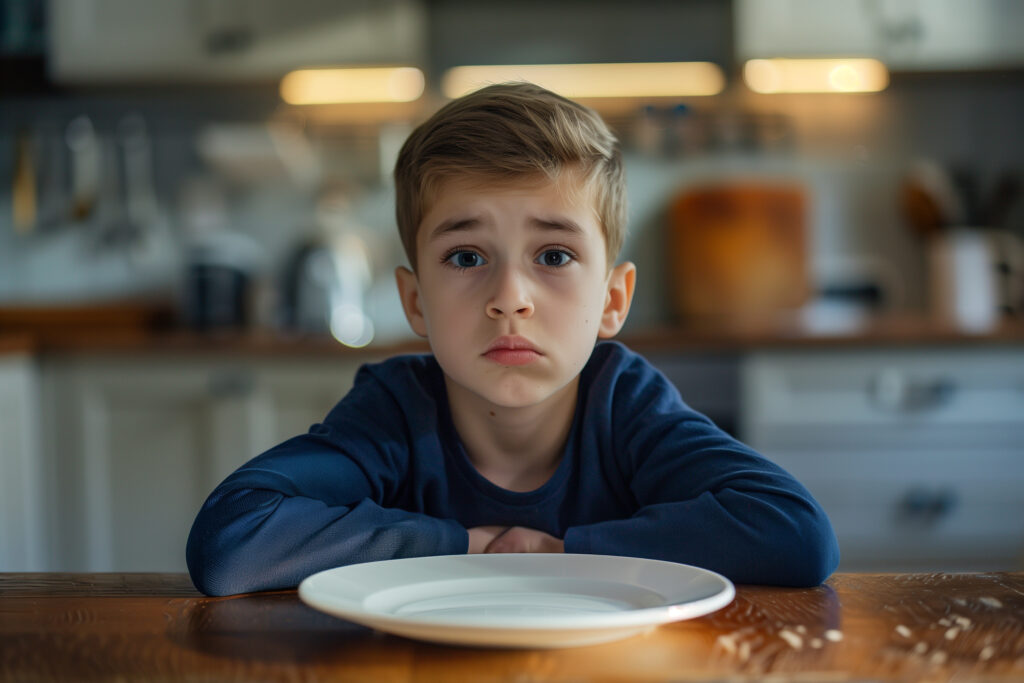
1;572;1022;681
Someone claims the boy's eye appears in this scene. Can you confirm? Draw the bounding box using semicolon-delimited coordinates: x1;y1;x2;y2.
444;250;486;269
537;250;573;267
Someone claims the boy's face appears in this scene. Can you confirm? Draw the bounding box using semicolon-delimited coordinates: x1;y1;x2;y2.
396;171;635;411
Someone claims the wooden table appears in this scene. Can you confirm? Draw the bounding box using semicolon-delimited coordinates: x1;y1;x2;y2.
2;572;1022;682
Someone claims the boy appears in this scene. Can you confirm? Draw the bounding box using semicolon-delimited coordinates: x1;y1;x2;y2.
187;82;839;596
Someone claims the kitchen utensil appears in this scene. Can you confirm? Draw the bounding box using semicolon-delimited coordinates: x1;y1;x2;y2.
988;171;1021;230
92;135;137;250
666;182;810;319
12;129;37;234
34;123;70;232
65;115;100;222
119;116;159;231
900;178;945;239
900;160;963;238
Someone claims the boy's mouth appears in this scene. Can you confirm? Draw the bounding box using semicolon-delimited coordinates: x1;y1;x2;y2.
483;336;542;366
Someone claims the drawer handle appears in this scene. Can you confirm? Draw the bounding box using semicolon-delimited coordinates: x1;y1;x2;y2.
869;370;956;413
897;486;958;524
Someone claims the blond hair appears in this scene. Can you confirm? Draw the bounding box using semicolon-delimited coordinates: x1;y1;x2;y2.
393;82;626;271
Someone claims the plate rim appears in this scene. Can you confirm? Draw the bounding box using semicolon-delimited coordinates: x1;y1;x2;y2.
298;553;735;633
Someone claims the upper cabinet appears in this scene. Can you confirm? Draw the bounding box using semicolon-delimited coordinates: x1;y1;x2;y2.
47;0;426;84
736;0;1024;70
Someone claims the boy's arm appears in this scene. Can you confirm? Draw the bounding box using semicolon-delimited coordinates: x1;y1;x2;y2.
186;368;467;597
186;436;467;596
563;356;840;587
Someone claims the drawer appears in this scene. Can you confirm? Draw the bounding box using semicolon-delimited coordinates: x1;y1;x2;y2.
740;348;1024;427
740;347;1024;570
764;446;1024;570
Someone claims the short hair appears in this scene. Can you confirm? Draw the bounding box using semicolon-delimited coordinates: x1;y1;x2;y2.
393;82;627;271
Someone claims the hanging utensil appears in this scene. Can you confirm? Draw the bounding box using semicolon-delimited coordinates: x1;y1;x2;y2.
12;129;37;234
92;132;138;251
119;114;159;230
65;115;101;222
34;122;70;232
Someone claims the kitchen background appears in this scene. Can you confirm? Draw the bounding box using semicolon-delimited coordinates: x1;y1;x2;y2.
2;0;1023;575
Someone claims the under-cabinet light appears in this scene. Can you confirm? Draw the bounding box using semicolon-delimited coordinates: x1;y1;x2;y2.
743;58;889;94
442;62;726;99
280;67;425;105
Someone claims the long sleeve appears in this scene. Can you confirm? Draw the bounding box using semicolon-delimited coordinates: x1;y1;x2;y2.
563;346;839;587
186;364;467;596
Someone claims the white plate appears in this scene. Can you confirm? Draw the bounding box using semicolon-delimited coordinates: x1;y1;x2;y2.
298;554;734;648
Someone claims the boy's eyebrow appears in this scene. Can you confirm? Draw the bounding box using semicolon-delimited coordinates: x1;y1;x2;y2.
530;217;584;235
428;215;585;240
428;216;481;241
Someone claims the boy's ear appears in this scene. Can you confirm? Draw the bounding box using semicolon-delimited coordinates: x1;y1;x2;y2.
394;266;429;338
598;261;636;339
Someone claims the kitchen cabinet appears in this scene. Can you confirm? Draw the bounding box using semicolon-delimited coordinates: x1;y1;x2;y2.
0;352;46;571
736;0;1024;71
39;352;378;572
47;0;425;84
740;347;1024;571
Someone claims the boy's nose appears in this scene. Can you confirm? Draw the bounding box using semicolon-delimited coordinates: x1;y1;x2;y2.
486;267;534;320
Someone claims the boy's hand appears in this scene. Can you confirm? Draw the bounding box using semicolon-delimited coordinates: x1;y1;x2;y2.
467;526;509;554
484;527;564;554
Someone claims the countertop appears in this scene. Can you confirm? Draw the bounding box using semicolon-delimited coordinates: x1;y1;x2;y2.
3;302;1024;358
1;571;1022;681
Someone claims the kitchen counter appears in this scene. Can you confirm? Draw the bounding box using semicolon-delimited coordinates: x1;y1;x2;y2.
1;571;1022;681
3;312;1024;357
0;333;33;355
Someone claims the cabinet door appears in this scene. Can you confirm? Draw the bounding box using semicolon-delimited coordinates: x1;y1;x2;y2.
0;354;45;570
48;0;426;83
47;357;242;572
736;0;1024;70
43;353;373;572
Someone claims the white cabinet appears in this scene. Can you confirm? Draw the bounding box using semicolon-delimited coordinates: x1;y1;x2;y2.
0;353;46;571
736;0;1024;70
40;352;377;572
741;347;1024;571
47;0;426;83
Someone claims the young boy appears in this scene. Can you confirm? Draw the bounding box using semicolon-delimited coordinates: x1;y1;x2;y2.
187;82;839;596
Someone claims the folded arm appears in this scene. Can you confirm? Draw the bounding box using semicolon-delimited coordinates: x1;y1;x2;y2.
186;369;467;597
564;362;839;587
187;479;466;596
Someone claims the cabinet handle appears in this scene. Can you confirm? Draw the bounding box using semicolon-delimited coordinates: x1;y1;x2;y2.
897;486;959;524
869;370;956;413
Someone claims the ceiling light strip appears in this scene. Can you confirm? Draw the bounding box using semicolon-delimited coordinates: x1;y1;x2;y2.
442;62;726;99
280;67;426;105
743;58;889;94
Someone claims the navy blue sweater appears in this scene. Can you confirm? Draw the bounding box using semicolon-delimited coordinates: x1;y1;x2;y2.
187;342;839;596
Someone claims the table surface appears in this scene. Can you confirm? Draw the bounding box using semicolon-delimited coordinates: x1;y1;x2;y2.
2;571;1022;682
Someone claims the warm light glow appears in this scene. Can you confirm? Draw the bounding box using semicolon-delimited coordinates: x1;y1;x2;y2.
442;62;726;99
743;58;889;94
280;67;425;105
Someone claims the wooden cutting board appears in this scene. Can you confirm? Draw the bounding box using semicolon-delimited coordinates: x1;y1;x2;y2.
666;182;811;319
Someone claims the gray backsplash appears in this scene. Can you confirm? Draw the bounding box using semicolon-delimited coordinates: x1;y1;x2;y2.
2;71;1023;337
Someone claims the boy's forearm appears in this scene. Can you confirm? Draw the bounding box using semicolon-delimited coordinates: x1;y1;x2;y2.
563;490;839;587
186;488;466;596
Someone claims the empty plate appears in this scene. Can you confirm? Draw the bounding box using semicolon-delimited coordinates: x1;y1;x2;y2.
298;553;734;648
